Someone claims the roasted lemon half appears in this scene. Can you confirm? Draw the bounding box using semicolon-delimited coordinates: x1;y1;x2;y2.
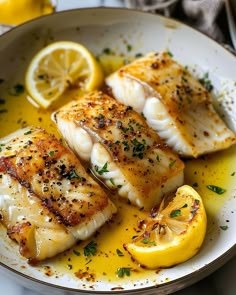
124;185;207;269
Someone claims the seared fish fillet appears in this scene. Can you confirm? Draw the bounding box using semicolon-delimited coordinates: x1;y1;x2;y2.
0;127;116;264
52;91;184;210
106;52;236;158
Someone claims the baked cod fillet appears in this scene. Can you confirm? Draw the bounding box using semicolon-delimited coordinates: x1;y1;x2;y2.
52;91;184;210
0;127;116;264
106;51;236;158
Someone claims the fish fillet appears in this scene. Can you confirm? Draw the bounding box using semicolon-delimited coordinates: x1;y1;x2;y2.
105;51;236;157
52;91;184;210
0;127;116;264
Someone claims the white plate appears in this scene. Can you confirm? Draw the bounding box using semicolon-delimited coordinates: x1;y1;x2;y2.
0;7;236;295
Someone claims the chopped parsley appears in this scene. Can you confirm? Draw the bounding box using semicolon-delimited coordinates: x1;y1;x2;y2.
127;44;132;52
116;249;124;256
116;267;131;278
131;138;146;159
135;53;143;58
169;159;176;168
24;130;32;135
49;151;54;157
167;50;173;57
198;72;213;92
95;162;109;175
110;178;115;186
73;250;81;256
103;47;111;55
68;170;80;180
122;141;130;151
206;185;226;195
141;238;155;246
9;84;25;96
170;209;181;218
219;225;229;231
84;241;97;257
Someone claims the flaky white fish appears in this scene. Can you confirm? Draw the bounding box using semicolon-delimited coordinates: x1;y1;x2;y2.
53;91;184;210
0;127;116;264
106;52;236;158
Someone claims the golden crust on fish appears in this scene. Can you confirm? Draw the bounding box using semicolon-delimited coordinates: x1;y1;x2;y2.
53;91;184;210
0;127;116;264
105;52;236;158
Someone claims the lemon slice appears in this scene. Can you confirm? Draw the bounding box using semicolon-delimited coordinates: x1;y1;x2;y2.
25;41;104;109
124;185;207;269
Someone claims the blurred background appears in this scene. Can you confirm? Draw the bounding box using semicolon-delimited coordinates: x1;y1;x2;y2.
0;0;235;51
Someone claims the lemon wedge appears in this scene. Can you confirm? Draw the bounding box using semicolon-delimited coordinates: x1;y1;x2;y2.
25;41;104;109
124;185;207;269
0;0;54;25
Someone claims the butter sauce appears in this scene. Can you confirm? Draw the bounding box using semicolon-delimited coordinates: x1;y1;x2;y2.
0;55;236;284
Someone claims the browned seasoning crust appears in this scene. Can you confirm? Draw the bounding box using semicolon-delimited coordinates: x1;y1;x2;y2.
0;127;110;227
54;91;184;209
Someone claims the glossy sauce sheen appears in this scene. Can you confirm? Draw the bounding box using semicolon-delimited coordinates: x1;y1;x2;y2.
0;57;236;283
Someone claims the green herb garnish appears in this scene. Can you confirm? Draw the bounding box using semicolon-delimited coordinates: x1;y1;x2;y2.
84;241;97;257
141;238;155;246
198;72;213;92
116;267;131;278
206;185;226;195
131;138;146;159
103;48;111;55
10;84;25;96
170;209;181;218
24;130;32;135
49;151;54;156
219;225;229;231
73;250;81;256
169;159;176;168
116;249;124;256
95;162;109;175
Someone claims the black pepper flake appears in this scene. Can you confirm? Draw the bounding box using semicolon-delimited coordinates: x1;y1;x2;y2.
151;62;159;69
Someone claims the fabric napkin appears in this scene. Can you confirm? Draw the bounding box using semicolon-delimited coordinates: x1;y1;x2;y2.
124;0;225;43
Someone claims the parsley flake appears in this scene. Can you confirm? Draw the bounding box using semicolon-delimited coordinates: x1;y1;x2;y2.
170;209;181;218
116;267;131;278
84;241;97;257
49;151;54;157
116;249;124;256
73;250;81;256
169;159;176;168
24;130;32;135
95;162;109;175
219;225;229;231
206;185;226;195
